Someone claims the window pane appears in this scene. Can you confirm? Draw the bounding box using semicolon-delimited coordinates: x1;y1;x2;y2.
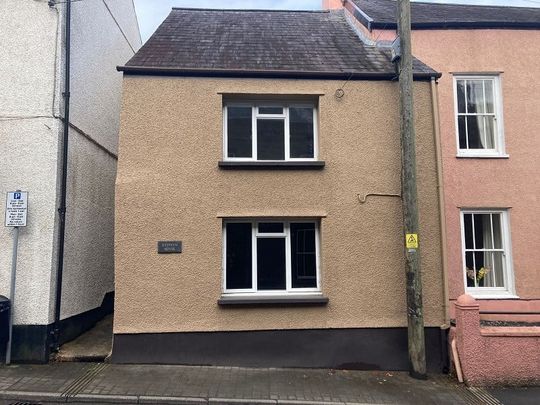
290;107;314;158
466;116;484;149
474;251;485;286
491;252;505;288
465;251;476;287
484;80;495;113
259;106;283;115
481;214;494;249
257;238;286;290
258;222;284;233
456;80;466;114
291;223;317;288
483;116;495;149
492;214;503;249
481;251;494;287
467;80;485;113
226;223;252;289
458;116;467;149
257;119;285;160
473;214;491;249
476;251;490;287
464;214;473;249
227;107;252;158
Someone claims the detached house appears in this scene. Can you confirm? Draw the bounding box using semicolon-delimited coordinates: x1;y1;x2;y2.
113;8;447;371
325;0;540;384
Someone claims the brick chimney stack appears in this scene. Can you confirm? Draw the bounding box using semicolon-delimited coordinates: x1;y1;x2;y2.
322;0;344;9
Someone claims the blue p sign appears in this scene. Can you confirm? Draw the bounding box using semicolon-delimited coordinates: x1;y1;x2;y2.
14;192;21;199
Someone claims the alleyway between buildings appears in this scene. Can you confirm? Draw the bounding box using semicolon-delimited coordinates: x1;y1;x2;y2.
1;361;533;404
57;315;113;362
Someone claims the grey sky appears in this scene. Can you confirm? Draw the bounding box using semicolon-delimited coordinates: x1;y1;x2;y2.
133;0;540;42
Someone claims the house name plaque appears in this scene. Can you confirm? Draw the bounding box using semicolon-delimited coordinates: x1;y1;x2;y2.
157;241;182;254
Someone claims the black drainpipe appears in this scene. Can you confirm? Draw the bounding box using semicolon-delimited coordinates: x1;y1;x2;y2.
51;0;71;353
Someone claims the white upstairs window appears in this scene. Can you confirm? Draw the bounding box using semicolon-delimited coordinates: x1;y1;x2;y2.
454;75;506;157
224;102;318;161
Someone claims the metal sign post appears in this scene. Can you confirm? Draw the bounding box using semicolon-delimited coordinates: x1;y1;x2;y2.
4;190;28;365
6;226;19;365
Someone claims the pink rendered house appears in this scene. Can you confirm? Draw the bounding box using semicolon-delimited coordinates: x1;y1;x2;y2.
324;0;540;384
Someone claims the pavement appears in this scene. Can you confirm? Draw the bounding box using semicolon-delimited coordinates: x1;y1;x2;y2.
487;386;540;405
56;315;113;362
0;362;518;405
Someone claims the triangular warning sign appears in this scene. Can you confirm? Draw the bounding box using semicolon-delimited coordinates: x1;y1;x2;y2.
406;233;418;248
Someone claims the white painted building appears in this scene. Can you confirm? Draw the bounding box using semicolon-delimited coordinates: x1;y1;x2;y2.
0;0;141;362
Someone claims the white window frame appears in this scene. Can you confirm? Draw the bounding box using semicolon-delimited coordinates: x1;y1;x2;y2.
459;209;517;299
222;219;321;296
453;75;507;158
223;102;318;161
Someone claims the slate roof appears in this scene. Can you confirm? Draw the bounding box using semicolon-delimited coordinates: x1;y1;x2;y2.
119;8;438;79
350;0;540;30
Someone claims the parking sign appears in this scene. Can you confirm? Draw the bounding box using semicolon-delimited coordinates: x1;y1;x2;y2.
5;191;28;227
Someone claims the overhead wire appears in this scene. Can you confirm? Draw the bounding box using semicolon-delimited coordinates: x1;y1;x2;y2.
0;115;56;121
49;0;137;53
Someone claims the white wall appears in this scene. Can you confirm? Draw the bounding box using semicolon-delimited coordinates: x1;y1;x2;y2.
70;0;141;153
61;129;117;319
0;119;61;325
60;0;140;319
0;0;141;326
0;0;62;326
0;0;61;117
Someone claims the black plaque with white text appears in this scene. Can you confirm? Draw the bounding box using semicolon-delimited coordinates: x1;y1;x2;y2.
157;241;182;254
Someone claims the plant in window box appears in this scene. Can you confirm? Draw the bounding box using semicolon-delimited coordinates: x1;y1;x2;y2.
466;267;491;287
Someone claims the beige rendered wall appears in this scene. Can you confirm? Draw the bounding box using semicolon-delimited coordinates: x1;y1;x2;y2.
410;29;540;315
114;77;445;334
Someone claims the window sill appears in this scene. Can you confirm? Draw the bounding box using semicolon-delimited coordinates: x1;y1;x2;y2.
466;292;520;300
218;161;325;170
456;153;509;159
217;294;329;306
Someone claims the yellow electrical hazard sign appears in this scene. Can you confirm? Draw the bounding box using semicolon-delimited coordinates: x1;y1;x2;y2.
406;233;418;249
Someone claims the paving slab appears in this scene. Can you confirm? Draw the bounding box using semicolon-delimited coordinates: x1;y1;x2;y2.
139;396;207;404
487;386;540;405
57;315;113;362
0;362;506;404
0;362;90;393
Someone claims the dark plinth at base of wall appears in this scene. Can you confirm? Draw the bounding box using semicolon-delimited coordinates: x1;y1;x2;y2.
6;291;114;364
6;324;53;364
112;327;447;372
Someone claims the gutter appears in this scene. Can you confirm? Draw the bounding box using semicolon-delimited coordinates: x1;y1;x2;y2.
370;21;540;30
52;0;71;352
116;66;441;81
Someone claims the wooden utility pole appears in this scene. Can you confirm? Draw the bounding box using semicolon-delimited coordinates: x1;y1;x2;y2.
396;0;427;379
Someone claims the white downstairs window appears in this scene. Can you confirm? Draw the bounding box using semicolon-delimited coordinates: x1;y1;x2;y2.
223;220;320;295
454;75;506;157
460;210;516;298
